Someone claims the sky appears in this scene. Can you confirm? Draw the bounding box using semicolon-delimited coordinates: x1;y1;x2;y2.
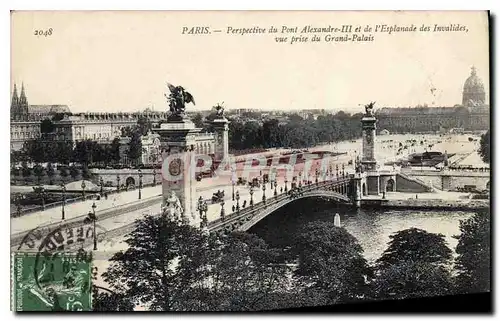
11;11;490;114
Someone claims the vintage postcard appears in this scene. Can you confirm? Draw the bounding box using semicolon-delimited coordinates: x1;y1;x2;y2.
10;10;490;312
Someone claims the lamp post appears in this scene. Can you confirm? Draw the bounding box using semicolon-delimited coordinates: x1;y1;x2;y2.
298;172;302;188
262;184;266;204
34;185;46;210
81;180;86;199
336;164;339;179
84;202;98;250
116;175;120;192
152;168;157;185
232;179;235;201
138;169;143;200
99;177;104;196
284;178;288;192
249;186;254;207
236;191;240;212
342;164;345;178
220;200;225;221
61;184;66;220
197;196;208;228
14;193;23;217
315;168;319;184
274;181;278;197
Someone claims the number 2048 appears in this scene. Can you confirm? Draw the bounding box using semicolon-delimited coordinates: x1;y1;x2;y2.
34;28;53;37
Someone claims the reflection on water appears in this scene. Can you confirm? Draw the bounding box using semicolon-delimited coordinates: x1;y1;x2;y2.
248;198;478;263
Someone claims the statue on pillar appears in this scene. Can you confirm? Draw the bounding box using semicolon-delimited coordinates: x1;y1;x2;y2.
163;190;184;221
213;102;225;118
165;83;196;118
364;101;376;117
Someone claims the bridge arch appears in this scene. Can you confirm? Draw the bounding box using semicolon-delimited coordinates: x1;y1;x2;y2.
221;190;351;232
126;176;136;187
386;178;395;192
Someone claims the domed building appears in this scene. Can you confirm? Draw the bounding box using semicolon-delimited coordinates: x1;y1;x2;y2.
376;66;489;134
462;66;486;107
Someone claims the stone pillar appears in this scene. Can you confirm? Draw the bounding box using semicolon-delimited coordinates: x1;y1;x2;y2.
351;174;364;208
153;116;200;222
361;114;377;171
211;117;230;163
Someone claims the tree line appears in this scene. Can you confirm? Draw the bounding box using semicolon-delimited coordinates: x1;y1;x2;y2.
93;210;490;311
226;112;364;150
13;116;155;166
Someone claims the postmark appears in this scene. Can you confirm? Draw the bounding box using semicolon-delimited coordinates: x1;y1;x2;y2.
13;222;110;311
12;251;92;311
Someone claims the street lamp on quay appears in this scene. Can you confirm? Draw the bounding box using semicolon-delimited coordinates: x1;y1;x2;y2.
99;177;104;197
81;180;86;199
262;184;266;204
116;175;121;192
274;181;278;197
249;186;254;207
220;200;226;221
232;178;235;201
342;164;345;178
84;202;98;250
14;193;23;217
298;172;302;188
315;168;319;184
336;164;339;179
61;184;66;220
197;196;208;228
236;190;240;212
152;168;157;185
284;178;288;192
138;169;143;200
34;185;46;211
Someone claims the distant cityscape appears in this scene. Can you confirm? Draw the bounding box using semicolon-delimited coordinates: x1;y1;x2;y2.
10;66;489;161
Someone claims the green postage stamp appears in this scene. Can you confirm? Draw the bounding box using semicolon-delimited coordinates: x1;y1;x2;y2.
12;252;92;311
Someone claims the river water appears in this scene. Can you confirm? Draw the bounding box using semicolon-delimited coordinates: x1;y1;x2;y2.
248;198;483;263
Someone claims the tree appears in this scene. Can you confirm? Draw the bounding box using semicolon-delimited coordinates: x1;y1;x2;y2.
479;130;490;163
101;215;292;312
292;221;373;305
375;228;452;269
127;132;142;165
69;166;80;181
33;164;46;185
192;113;204;129
454;211;491;294
46;162;55;185
24;138;47;163
372;228;454;300
110;137;121;164
59;166;69;183
177;232;291;311
81;164;92;180
40;119;55;134
102;215;200;311
21;161;31;183
372;261;454;300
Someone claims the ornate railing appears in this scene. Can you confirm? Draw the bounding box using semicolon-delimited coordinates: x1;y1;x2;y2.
207;177;352;232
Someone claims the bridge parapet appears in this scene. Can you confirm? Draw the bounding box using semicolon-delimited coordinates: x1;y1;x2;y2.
207;177;352;234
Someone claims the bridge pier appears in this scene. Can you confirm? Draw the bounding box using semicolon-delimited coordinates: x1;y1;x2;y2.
351;173;365;208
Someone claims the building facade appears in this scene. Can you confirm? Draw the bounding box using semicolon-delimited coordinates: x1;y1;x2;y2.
376;67;489;133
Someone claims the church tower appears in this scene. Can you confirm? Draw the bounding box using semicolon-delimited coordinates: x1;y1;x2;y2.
18;83;29;116
10;84;19;119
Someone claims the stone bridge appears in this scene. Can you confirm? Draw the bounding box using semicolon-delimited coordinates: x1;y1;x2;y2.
207;178;352;234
